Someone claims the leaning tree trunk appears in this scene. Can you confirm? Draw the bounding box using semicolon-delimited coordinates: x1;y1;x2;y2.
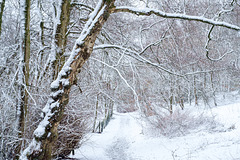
20;0;116;159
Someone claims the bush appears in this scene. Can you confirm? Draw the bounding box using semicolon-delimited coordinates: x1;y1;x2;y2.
53;108;91;159
147;109;218;138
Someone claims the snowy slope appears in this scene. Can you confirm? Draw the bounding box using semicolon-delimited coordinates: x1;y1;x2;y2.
70;101;240;160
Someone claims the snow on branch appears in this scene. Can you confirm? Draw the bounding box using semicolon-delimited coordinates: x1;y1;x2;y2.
94;44;228;76
71;1;94;11
94;44;183;76
114;6;240;31
91;57;141;110
205;26;234;61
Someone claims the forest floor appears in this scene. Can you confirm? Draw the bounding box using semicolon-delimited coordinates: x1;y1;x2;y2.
69;92;240;160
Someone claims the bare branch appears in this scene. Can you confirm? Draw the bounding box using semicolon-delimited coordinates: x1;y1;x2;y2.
71;2;94;11
94;44;183;76
205;22;234;61
113;6;240;31
94;44;229;76
91;57;141;110
139;21;173;55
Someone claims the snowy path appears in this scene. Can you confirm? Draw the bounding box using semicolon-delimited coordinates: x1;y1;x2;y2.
105;114;132;160
70;112;143;160
70;102;240;160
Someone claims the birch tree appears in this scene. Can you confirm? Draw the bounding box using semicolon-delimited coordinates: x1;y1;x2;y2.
19;0;240;159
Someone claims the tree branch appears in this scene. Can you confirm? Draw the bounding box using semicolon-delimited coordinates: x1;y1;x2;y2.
113;6;240;31
94;44;183;76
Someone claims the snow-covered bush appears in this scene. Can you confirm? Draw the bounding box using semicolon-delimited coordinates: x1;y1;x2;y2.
147;109;218;138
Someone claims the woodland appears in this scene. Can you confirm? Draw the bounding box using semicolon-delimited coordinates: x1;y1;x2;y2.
0;0;240;159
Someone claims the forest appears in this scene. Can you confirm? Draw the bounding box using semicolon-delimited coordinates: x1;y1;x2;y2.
0;0;240;159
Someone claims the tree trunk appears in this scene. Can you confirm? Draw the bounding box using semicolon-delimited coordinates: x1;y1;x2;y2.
0;0;5;37
210;71;217;106
169;95;173;114
37;0;44;46
16;0;31;159
53;0;71;80
20;1;116;159
38;0;71;82
92;95;99;132
194;75;198;106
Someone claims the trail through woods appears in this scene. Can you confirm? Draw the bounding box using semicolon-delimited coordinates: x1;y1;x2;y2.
70;101;240;160
70;112;143;160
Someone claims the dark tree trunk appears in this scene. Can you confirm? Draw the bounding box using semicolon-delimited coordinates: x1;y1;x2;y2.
0;0;5;37
53;0;72;80
16;0;31;159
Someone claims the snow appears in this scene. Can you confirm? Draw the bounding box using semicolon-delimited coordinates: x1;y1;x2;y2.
34;101;59;138
34;116;50;137
76;1;106;45
60;78;69;87
70;98;240;160
116;6;240;31
42;98;54;114
50;0;106;93
20;139;41;160
70;112;143;160
49;0;62;64
50;80;60;89
51;89;63;98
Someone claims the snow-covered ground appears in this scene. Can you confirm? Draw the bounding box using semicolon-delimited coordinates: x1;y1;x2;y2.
70;95;240;160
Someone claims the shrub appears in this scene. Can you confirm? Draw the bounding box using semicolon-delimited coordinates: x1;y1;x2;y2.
147;109;218;138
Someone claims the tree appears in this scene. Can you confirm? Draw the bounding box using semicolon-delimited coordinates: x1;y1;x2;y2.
20;0;116;159
47;0;72;80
